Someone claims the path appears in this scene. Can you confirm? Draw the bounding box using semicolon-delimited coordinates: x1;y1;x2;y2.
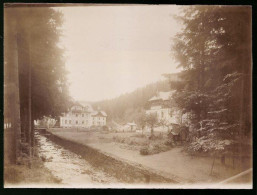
49;129;249;184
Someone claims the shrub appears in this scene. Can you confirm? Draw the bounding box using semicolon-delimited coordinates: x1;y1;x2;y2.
140;147;149;155
131;134;147;138
156;133;164;139
129;140;135;145
164;139;173;146
120;138;125;143
153;144;160;150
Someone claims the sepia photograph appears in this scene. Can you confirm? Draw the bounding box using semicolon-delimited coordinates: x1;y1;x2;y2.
3;4;252;188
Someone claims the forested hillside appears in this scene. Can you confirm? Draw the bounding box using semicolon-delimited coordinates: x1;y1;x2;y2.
93;80;170;124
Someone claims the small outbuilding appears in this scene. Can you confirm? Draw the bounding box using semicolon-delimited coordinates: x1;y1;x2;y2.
168;124;189;144
123;121;137;131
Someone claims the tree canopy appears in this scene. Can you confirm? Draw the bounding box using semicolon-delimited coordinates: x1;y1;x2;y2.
5;7;71;120
172;6;251;156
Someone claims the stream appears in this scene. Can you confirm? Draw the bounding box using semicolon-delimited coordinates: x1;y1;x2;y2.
35;131;118;187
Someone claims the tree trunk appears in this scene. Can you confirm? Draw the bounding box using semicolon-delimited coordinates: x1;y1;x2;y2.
238;75;246;171
221;155;225;165
27;30;32;160
5;16;22;164
17;28;29;146
238;11;252;170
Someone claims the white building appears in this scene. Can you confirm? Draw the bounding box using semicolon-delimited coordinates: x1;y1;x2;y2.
35;117;57;128
122;121;137;131
60;103;107;128
146;91;182;125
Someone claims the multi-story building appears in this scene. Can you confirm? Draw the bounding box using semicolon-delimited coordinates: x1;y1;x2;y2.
146;91;182;125
91;111;108;127
60;103;107;128
146;72;192;129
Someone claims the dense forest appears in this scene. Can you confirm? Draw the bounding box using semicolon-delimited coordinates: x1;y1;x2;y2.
93;79;170;124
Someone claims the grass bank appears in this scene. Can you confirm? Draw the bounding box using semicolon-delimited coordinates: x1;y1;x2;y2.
4;157;61;187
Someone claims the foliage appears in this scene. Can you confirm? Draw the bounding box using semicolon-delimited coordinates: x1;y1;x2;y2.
146;113;158;128
140;143;172;156
5;7;71;120
188;72;246;154
172;6;251;156
145;113;158;137
158;119;170;130
140;147;149;155
137;112;147;130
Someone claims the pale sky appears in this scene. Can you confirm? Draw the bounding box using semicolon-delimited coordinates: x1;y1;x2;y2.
56;5;182;102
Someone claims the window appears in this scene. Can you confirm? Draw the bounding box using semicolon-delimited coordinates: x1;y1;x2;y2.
82;114;84;117
98;117;100;120
76;121;78;124
65;120;67;124
76;114;78;117
82;121;84;124
69;120;71;124
162;112;164;118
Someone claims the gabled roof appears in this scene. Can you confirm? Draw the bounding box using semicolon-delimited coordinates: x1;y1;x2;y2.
91;111;107;117
149;91;176;102
79;101;94;112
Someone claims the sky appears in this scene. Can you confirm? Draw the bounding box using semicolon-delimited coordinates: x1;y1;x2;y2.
56;5;183;102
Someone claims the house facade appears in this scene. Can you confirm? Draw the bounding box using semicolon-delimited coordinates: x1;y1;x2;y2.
146;91;182;125
60;103;107;128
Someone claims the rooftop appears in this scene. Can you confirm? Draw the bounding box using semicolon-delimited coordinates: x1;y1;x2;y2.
148;90;176;102
91;111;107;117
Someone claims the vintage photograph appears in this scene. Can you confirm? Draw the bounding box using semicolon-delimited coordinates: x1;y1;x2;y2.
4;4;252;188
